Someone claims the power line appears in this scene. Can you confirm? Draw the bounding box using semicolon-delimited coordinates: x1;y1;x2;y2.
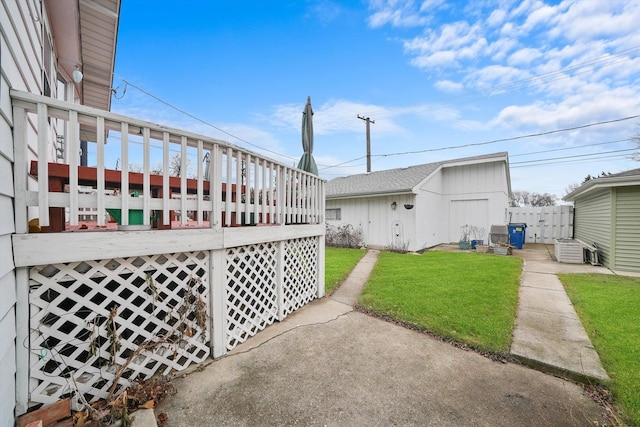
319;114;640;170
113;44;640;162
511;153;634;168
381;115;640;158
509;138;633;157
320;123;638;172
112;45;640;171
510;148;638;165
320;155;368;170
324;149;638;175
115;77;298;162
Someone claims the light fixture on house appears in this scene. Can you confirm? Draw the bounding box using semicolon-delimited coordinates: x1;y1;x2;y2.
72;66;83;83
404;204;414;210
391;201;397;210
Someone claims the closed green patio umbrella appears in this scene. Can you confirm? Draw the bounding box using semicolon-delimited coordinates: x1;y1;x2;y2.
298;96;318;175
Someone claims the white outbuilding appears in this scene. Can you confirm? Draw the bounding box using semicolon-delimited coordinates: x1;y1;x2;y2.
325;152;512;251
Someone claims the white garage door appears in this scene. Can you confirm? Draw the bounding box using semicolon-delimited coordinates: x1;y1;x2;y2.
449;199;489;242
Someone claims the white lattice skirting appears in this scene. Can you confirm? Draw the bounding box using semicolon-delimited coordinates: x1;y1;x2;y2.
28;252;210;406
26;237;319;407
225;237;319;351
283;238;318;317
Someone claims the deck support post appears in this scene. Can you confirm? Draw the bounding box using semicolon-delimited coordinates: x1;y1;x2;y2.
210;248;227;359
15;267;29;416
317;235;325;298
276;240;285;321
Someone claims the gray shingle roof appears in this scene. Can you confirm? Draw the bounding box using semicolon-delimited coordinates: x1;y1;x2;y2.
605;168;640;179
563;167;640;201
326;152;508;198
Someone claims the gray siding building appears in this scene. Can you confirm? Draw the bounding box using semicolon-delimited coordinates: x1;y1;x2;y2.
564;169;640;272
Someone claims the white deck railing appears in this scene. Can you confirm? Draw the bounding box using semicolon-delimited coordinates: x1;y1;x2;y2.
11;90;324;232
11;90;327;414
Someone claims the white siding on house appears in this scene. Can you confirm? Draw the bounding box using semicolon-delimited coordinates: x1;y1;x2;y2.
574;189;611;267
0;246;16;427
614;186;640;271
2;0;50;422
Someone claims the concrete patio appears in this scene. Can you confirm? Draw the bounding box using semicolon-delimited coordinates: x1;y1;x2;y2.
155;248;608;426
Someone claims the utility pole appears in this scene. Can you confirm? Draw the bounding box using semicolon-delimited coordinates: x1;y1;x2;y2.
357;115;375;172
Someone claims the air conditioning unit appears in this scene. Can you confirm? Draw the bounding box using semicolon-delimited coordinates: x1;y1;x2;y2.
554;239;583;264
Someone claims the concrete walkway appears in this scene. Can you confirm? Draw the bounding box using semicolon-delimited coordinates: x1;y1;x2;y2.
511;244;611;383
156;248;608;426
329;249;380;306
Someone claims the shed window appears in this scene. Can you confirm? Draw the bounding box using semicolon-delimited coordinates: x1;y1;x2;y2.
326;208;341;221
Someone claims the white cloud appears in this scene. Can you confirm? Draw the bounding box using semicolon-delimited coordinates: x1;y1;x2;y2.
269;99;407;136
367;0;434;28
307;0;343;24
486;8;507;27
459;37;488;59
419;0;445;13
403;21;481;54
550;1;640;41
361;0;640;196
403;21;486;69
507;47;542;66
467;65;530;90
490;87;640;132
369;0;640;136
487;37;518;61
521;2;562;32
434;79;463;93
410;50;457;68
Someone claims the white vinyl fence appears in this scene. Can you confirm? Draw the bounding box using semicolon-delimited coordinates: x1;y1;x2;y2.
507;205;574;244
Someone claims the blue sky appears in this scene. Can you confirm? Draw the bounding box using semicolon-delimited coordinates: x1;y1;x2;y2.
110;0;640;199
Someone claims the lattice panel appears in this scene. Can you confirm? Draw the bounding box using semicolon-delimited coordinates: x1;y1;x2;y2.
225;243;278;350
283;237;318;316
28;252;210;406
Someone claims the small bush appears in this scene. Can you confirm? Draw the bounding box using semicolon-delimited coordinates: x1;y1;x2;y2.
326;223;364;248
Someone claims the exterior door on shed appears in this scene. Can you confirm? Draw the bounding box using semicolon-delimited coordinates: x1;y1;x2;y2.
449;199;489;242
367;198;388;247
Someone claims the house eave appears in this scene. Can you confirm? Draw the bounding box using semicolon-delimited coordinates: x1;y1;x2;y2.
46;0;81;80
326;189;415;200
440;152;508;169
563;175;640;201
410;165;442;193
46;0;120;111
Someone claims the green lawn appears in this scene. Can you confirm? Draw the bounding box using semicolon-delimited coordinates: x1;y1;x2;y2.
560;273;640;426
360;251;522;353
325;247;367;294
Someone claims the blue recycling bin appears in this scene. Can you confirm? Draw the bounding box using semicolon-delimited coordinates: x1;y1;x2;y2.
508;223;527;249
